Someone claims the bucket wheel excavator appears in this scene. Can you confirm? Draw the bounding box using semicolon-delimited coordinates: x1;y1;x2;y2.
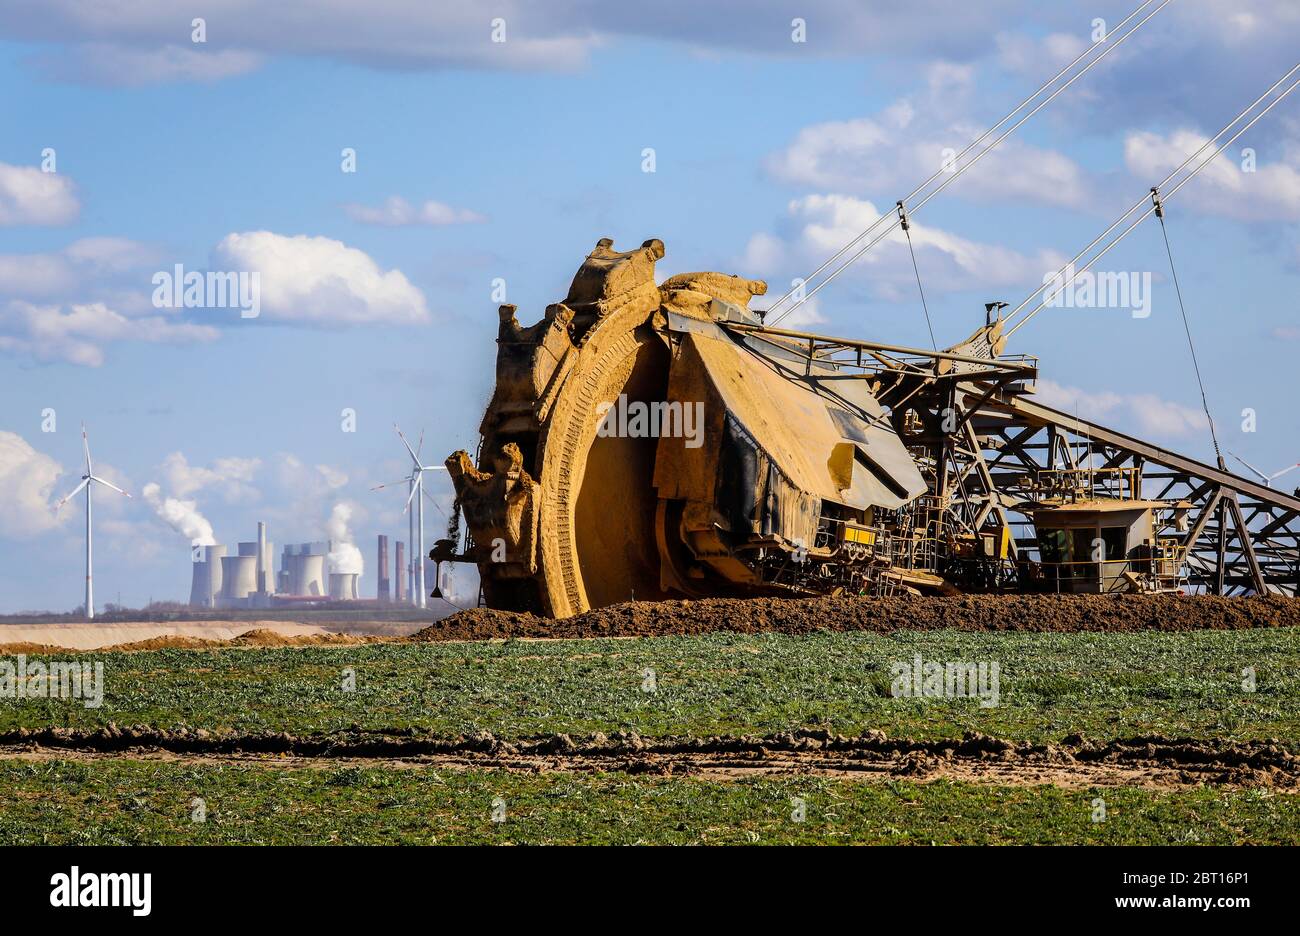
440;237;1300;617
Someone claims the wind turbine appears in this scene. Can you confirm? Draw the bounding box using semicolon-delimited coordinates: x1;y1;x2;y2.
54;425;131;620
372;425;445;609
1229;452;1300;488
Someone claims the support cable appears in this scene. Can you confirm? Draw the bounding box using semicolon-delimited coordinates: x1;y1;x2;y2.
763;0;1167;322
1151;187;1225;469
1004;60;1300;336
1004;66;1300;338
768;0;1175;327
898;201;938;349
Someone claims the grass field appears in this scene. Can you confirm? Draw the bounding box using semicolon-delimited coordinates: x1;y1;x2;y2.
2;628;1297;743
1;758;1294;845
5;627;1297;845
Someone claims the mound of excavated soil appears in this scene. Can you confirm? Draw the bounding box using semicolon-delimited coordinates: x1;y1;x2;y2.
0;629;374;654
412;594;1300;642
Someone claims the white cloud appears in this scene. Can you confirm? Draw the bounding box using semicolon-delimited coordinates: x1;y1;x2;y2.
0;237;158;297
743;193;1065;300
0;162;79;226
33;43;262;86
0;431;66;536
344;196;486;227
764;79;1093;210
1035;378;1209;438
211;231;430;326
1125;129;1300;222
158;451;261;501
0;300;219;366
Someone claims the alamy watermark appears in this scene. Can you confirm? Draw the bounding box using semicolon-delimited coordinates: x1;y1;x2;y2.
1;655;104;708
890;655;1000;708
152;264;261;319
1042;263;1151;319
597;394;704;449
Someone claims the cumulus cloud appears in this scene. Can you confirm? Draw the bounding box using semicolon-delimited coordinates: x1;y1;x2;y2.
1035;378;1209;438
0;431;66;536
344;196;486;227
0;300;219;367
158;451;261;501
0;237;159;298
141;482;215;546
0;162;79;226
742;194;1065;301
211;231;430;326
763;71;1094;210
1124;129;1300;222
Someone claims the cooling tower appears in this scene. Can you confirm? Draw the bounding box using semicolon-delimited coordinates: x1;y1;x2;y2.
188;544;227;607
220;554;258;600
329;572;359;600
395;541;407;602
292;553;327;596
377;535;390;602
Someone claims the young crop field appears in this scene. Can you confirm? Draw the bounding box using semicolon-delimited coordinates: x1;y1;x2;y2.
1;628;1297;742
2;624;1299;846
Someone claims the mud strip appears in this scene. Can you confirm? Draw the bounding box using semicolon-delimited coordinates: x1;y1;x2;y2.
2;727;1296;791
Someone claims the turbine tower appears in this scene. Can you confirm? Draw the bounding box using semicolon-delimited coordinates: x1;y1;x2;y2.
372;425;445;609
54;425;131;620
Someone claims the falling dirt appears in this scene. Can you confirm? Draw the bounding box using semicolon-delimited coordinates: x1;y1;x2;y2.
2;726;1296;791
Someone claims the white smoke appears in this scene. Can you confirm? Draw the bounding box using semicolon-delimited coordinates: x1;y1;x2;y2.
326;501;363;574
142;482;215;546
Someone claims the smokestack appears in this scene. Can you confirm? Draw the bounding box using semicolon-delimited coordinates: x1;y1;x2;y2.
377;535;390;601
256;521;268;595
395;541;407;602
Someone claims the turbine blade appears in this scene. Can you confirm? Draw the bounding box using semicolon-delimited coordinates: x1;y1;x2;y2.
395;424;422;466
371;478;412;491
55;477;89;511
90;475;130;497
422;487;448;518
81;424;92;474
402;478;419;514
1230;453;1267;481
1271;465;1300;481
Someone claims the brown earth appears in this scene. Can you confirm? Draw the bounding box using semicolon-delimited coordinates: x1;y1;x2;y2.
411;593;1300;642
2;726;1296;791
3;594;1298;654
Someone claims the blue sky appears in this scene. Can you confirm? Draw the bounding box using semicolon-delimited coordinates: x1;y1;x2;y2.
1;1;1297;612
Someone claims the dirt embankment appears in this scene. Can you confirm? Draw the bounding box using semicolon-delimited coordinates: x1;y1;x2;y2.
3;594;1298;653
411;593;1300;642
2;726;1296;791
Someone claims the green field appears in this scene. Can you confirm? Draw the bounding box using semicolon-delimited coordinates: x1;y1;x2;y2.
2;628;1297;744
0;758;1294;845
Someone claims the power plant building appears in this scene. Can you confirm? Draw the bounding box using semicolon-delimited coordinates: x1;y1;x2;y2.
187;522;368;608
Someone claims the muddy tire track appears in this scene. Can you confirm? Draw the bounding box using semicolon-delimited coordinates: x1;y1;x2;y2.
3;727;1297;790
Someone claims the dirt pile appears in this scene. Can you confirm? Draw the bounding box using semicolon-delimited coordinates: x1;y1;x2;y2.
413;593;1300;642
